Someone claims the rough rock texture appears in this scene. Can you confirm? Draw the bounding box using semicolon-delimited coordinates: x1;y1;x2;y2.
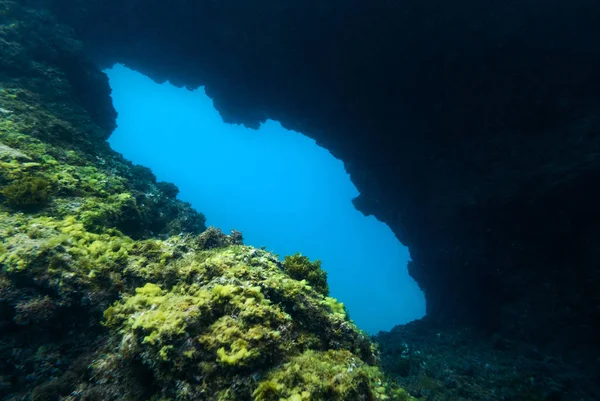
376;318;600;401
28;0;600;360
0;2;408;399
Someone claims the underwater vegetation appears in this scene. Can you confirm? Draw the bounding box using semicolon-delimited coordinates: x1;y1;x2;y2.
282;253;329;297
1;175;51;209
0;1;411;400
1;205;413;400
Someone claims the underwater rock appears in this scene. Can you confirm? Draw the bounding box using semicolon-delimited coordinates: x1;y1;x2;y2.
0;212;406;399
0;2;408;399
32;0;600;367
0;143;31;161
4;0;600;398
376;318;600;401
93;244;403;400
282;253;329;297
1;175;51;209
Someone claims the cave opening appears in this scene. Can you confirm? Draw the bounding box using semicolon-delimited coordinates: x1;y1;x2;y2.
105;64;426;333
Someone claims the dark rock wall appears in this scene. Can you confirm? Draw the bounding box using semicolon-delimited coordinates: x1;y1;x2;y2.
29;0;600;354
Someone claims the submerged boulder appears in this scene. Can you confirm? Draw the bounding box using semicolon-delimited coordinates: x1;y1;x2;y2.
1;210;408;399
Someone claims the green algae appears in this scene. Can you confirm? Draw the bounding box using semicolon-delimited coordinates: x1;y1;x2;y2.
96;243;403;400
0;91;205;238
0;1;412;399
282;252;329;296
1;199;410;400
0;5;203;397
253;349;415;401
1;175;51;208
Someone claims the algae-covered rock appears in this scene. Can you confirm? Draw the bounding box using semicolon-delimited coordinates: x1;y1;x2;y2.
0;1;410;400
253;349;415;401
0;142;31;161
1;175;51;208
1;211;406;399
94;244;396;400
282;253;329;296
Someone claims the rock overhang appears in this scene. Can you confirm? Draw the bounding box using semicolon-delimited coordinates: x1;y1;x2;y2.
25;0;600;350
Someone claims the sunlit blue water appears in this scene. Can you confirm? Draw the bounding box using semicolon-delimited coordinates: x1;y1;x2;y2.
106;64;425;333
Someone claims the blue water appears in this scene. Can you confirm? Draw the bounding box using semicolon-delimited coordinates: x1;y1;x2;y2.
106;64;425;333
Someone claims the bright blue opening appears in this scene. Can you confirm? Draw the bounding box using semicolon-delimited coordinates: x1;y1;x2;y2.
106;64;425;333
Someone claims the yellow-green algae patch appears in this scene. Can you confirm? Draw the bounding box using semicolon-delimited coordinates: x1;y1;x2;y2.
0;83;205;239
96;239;410;400
254;350;416;401
1;210;412;400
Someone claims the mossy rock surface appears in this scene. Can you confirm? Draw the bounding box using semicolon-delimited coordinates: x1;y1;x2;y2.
1;211;408;400
0;1;411;400
282;253;329;296
96;240;397;400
